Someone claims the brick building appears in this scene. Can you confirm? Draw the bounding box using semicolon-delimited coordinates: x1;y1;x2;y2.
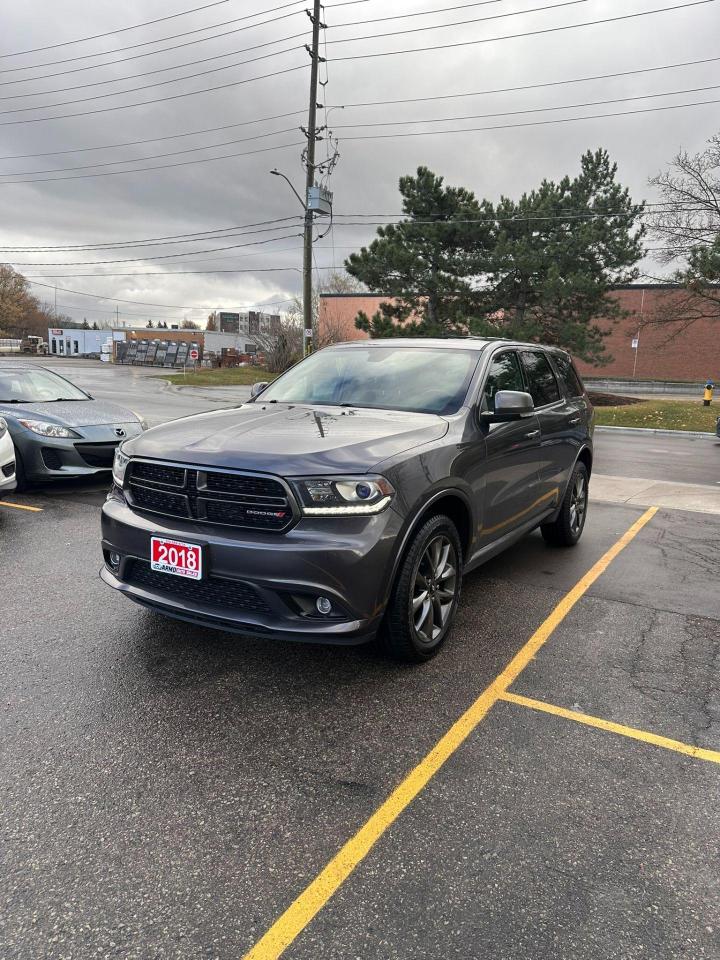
318;285;720;382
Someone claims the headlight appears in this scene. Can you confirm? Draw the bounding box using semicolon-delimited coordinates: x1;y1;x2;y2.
130;410;148;431
112;447;130;487
292;475;395;516
17;418;80;439
0;417;6;439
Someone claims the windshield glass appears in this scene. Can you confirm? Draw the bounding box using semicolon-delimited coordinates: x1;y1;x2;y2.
259;346;482;415
0;368;89;403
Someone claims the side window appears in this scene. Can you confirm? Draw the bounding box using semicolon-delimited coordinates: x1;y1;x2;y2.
552;352;585;398
482;351;525;412
520;351;560;407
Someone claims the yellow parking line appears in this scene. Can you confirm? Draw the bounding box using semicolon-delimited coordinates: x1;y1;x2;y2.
242;505;659;960
0;500;43;513
500;691;720;765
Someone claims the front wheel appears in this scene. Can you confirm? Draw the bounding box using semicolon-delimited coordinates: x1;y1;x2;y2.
380;514;462;663
541;461;589;547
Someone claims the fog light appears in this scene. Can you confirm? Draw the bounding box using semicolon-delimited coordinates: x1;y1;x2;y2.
316;596;333;616
109;552;121;570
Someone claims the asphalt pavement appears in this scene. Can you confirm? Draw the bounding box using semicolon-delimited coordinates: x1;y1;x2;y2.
2;359;719;960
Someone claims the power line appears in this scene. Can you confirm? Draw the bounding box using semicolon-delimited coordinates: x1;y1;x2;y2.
0;111;305;161
2;53;715;163
339;55;720;111
0;65;308;127
336;82;720;129
328;0;589;44
27;277;298;311
24;268;303;278
0;1;307;75
3;232;304;266
339;97;720;140
0;139;303;184
5;82;717;181
0;0;231;58
332;0;718;61
3;94;717;186
0;29;311;103
0;0;578;105
0;218;303;252
0;125;303;177
0;43;306;117
0;0;503;91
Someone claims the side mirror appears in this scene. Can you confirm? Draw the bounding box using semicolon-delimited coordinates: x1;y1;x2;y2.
250;381;269;398
482;390;535;423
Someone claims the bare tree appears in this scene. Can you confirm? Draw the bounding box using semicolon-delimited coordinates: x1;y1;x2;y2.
180;319;200;330
646;134;720;331
253;314;303;373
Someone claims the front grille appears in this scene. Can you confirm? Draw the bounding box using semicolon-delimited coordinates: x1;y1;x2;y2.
75;441;119;468
125;559;272;614
126;460;294;532
131;460;186;487
2;461;15;478
41;448;63;471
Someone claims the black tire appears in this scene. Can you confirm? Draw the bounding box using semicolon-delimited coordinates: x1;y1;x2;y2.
380;514;462;663
12;446;28;493
541;461;589;547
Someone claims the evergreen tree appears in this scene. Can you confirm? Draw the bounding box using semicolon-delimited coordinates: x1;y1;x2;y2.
345;167;491;337
474;149;645;364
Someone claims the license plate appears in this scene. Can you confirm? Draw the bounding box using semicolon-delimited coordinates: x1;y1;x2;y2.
150;536;203;580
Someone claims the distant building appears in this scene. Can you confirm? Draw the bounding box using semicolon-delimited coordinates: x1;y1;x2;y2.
48;328;109;357
318;286;720;382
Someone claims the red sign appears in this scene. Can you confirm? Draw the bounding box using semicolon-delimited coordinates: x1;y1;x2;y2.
189;348;199;360
150;537;202;580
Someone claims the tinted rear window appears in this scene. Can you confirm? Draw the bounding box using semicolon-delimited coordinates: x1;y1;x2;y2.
552;352;585;398
520;351;560;406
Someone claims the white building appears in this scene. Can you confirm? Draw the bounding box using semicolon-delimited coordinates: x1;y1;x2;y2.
48;328;109;357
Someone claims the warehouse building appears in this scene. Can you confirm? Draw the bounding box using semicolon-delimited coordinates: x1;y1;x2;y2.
318;285;720;382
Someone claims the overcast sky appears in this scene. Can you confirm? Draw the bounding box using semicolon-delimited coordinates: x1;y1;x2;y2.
0;0;718;326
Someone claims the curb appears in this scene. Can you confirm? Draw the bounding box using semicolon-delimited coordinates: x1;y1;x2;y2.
595;425;717;439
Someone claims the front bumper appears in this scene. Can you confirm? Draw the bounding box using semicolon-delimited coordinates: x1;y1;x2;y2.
14;423;143;481
100;494;403;644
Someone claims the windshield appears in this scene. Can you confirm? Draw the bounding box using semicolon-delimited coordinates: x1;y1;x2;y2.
259;346;482;415
0;368;89;403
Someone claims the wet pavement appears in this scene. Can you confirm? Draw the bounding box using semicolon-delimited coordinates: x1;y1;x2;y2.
1;360;719;959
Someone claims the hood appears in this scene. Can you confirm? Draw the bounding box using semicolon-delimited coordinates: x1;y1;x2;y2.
0;398;140;428
123;403;448;476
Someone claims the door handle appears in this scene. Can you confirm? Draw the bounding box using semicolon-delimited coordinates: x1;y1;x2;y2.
524;429;540;438
569;417;581;425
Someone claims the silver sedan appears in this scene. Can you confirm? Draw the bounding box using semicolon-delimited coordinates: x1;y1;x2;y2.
0;362;146;489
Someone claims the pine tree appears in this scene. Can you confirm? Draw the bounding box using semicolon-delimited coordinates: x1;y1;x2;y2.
345;167;491;337
474;149;645;364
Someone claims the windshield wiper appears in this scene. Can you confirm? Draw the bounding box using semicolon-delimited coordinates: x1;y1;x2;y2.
0;398;29;403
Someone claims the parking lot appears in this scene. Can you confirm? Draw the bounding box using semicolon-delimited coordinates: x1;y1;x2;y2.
2;365;719;959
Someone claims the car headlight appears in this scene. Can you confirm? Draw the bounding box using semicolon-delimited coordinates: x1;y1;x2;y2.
0;417;6;439
130;410;148;431
112;447;130;487
17;418;80;439
292;475;395;516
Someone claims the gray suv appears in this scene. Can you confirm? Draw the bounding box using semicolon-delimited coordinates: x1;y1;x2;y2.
101;339;593;662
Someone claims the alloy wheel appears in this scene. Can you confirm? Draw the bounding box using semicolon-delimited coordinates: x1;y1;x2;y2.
569;473;587;535
411;535;458;646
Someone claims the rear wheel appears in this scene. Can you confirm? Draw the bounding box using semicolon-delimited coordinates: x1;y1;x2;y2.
541;461;589;547
380;514;462;663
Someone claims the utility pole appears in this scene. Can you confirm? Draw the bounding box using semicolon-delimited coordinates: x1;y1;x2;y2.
302;0;322;357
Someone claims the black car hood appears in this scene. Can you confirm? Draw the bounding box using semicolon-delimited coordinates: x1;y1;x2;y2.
123;403;448;475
